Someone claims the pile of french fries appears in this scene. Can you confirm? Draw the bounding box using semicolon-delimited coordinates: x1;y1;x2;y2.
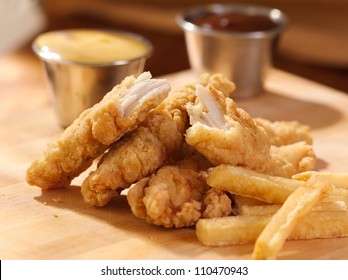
196;166;348;259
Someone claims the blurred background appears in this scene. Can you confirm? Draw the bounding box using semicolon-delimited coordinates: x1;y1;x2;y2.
1;0;348;116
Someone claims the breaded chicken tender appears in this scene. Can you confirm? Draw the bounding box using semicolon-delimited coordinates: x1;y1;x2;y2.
265;141;316;178
202;188;233;219
127;165;206;228
254;118;313;146
26;72;170;189
127;156;232;228
81;73;235;206
185;84;271;172
81;126;167;206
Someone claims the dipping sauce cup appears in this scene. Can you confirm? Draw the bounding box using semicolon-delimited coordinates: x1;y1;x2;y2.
177;4;287;98
32;29;153;127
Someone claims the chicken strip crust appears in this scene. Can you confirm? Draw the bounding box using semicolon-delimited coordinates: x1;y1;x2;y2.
127;166;205;228
202;188;233;219
265;141;316;178
26;72;170;189
254;118;313;146
81;126;167;206
127;157;232;228
185;84;271;172
81;73;235;206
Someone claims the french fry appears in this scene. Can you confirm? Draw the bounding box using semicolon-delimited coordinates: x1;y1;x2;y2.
239;201;347;216
324;189;348;201
196;211;348;246
252;175;332;260
207;165;346;204
293;171;348;188
196;215;270;246
234;195;270;215
303;201;347;211
290;211;348;240
234;195;270;208
207;165;302;203
239;204;281;216
292;171;348;201
293;171;348;201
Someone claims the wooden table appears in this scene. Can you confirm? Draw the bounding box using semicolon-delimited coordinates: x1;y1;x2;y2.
1;52;348;259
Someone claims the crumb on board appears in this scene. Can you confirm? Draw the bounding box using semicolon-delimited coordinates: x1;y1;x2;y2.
52;198;62;203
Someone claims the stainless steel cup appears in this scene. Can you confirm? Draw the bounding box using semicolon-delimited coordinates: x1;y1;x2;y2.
32;30;153;127
177;4;287;98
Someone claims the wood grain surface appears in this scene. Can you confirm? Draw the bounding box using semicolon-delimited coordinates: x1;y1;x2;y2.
1;69;348;260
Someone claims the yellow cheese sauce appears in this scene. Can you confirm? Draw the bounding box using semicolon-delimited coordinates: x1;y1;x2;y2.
34;29;151;64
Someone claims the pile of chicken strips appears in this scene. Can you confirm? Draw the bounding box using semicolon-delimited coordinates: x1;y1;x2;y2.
26;72;348;259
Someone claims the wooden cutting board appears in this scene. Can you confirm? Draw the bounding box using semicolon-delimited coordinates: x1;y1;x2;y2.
1;69;348;260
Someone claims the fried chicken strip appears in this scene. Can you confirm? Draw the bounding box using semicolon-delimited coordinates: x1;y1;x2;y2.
81;74;235;206
127;156;232;228
185;84;271;172
26;72;170;189
185;85;316;176
81;126;167;206
202;188;233;219
254;118;313;146
265;141;316;178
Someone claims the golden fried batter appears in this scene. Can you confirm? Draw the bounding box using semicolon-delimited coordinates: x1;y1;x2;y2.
127;157;232;228
254;118;313;146
265;141;316;178
26;72;170;189
127;165;206;228
185;84;271;172
185;85;316;177
81;126;167;206
81;73;235;206
202;188;233;219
